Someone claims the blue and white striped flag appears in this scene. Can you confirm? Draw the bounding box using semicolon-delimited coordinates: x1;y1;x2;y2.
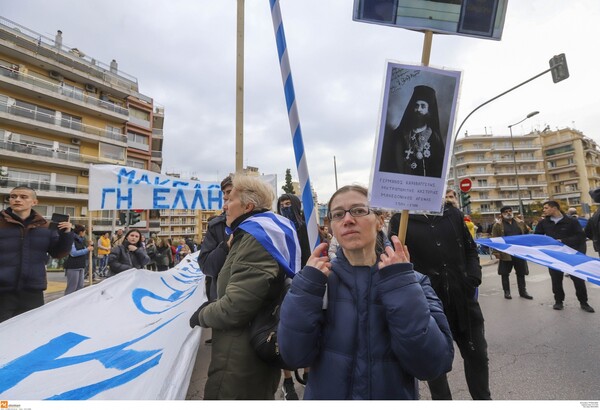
237;212;301;278
477;234;600;286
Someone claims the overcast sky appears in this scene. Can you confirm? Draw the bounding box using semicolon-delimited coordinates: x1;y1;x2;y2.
3;1;599;203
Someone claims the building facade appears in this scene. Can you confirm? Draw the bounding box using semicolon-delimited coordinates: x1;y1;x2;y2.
0;16;164;235
449;127;600;226
451;131;546;222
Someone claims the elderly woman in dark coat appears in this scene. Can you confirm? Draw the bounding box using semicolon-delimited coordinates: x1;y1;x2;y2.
108;229;150;274
189;174;300;400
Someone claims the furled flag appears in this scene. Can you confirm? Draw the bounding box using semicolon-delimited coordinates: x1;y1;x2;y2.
477;234;600;286
234;212;301;278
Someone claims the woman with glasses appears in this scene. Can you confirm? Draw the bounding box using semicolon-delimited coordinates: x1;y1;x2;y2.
278;185;454;400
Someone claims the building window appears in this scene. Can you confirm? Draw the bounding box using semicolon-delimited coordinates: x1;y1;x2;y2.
129;107;151;128
127;131;149;151
476;179;488;187
61;112;83;131
54;206;76;216
126;158;147;169
60;83;84;101
105;125;123;141
99;142;125;161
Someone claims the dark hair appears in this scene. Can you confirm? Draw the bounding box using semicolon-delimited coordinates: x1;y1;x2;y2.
542;200;561;211
10;185;37;199
73;224;86;234
327;185;369;214
220;175;233;191
124;229;143;245
328;185;385;257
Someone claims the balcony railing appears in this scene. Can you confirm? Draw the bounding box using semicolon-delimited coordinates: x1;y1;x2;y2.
0;99;127;143
0;138;124;166
0;16;138;91
0;176;88;195
0;64;128;116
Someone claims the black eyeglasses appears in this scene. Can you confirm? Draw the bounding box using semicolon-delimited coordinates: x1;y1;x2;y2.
328;206;371;221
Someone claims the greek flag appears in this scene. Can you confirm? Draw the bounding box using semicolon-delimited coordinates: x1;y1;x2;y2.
237;212;301;278
476;234;600;286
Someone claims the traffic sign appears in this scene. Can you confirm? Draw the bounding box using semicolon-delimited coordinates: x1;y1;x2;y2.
460;178;472;193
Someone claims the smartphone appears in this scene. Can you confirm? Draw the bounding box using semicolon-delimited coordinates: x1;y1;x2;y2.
49;213;69;230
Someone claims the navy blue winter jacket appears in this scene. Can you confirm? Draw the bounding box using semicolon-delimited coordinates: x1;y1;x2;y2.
278;251;454;400
0;209;73;292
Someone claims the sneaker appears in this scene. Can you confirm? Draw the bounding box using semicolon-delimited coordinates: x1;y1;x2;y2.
282;379;298;400
581;303;595;313
553;302;564;310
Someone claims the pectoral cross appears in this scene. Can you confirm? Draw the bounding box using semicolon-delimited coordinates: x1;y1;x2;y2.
405;148;414;159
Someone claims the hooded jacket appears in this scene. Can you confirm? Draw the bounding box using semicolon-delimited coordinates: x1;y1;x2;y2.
278;250;454;400
0;208;73;292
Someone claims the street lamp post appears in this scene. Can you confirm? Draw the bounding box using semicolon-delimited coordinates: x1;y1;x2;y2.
508;111;539;216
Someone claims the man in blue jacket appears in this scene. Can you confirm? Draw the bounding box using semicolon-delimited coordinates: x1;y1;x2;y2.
0;186;73;323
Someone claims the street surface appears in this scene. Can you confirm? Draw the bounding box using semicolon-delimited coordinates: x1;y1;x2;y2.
45;246;600;401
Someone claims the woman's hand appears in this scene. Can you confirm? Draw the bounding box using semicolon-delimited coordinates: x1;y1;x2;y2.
128;244;137;252
306;243;331;277
378;235;410;269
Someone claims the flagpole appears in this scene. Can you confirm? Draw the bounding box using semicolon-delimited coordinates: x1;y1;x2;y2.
269;0;320;249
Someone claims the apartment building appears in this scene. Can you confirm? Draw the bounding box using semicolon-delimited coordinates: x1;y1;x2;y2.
450;131;547;224
0;16;164;235
449;127;600;225
540;128;600;211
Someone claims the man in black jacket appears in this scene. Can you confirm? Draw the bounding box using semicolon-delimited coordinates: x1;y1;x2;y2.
388;189;491;400
198;176;233;303
0;186;73;323
536;200;594;313
585;188;600;256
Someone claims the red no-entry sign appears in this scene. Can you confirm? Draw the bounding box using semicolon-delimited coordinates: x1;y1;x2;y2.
460;178;472;193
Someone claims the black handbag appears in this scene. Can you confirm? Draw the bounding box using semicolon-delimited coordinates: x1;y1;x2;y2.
249;274;292;370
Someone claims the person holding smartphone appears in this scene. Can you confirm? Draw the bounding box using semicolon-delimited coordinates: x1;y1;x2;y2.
108;229;150;274
0;186;73;323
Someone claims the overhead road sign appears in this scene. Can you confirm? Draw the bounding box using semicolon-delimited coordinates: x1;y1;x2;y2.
353;0;508;41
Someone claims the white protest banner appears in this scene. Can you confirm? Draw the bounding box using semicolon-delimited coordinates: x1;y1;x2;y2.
88;164;278;211
0;254;206;400
88;164;222;211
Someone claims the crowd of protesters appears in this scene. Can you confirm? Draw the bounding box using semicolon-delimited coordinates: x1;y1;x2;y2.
3;176;598;400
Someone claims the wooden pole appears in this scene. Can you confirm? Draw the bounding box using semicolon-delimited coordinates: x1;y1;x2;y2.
397;31;433;244
235;0;245;172
88;212;93;287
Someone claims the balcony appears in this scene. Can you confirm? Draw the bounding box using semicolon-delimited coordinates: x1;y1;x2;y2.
0;99;128;145
0;64;128;121
0;138;125;170
0;16;138;93
0;176;88;201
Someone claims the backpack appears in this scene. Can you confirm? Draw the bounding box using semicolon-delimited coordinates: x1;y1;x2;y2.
248;273;292;370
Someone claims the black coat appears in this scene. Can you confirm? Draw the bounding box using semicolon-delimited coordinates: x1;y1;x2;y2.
536;214;587;253
585;209;600;253
389;204;483;334
0;209;73;292
108;241;150;273
198;214;228;301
